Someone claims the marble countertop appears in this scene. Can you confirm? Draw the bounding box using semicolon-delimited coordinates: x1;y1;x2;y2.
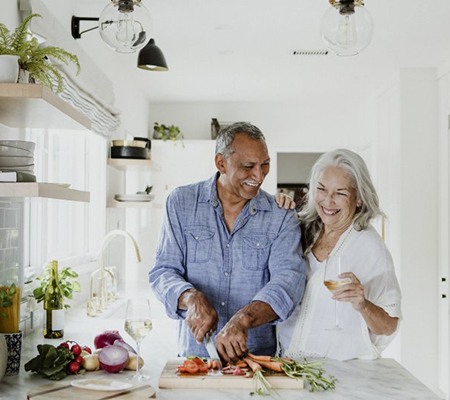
0;303;443;400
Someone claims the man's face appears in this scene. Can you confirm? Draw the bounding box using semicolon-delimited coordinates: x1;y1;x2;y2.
217;133;270;201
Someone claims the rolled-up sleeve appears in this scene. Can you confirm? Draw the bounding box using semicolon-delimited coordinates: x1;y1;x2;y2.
253;210;306;322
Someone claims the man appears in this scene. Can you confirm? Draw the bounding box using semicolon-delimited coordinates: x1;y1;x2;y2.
149;122;305;361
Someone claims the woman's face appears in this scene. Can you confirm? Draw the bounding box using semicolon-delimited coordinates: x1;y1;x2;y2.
314;166;359;232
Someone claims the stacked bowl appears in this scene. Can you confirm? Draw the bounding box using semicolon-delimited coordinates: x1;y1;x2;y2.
0;140;36;179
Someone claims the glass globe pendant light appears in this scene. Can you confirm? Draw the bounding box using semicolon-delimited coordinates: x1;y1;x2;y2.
98;0;152;53
320;0;373;57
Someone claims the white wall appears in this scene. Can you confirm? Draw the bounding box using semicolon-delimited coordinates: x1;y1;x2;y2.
148;101;369;147
374;68;441;394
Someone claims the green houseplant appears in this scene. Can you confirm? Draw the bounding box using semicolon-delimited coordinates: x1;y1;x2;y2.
32;265;81;310
153;122;183;141
0;13;80;93
0;284;20;333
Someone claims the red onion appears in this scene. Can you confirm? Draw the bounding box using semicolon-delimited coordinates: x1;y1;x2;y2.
98;344;129;373
114;339;136;354
94;330;123;349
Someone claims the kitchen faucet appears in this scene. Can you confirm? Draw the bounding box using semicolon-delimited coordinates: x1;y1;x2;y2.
87;230;141;317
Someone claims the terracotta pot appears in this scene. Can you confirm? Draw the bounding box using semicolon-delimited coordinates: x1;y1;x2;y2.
0;55;19;83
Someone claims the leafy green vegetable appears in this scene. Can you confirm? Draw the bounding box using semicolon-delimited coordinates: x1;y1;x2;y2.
275;357;337;392
24;344;74;380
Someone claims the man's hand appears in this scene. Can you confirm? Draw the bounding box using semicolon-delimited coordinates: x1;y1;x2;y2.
178;289;218;343
215;301;277;362
215;318;248;362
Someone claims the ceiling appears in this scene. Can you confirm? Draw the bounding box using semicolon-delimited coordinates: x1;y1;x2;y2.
73;0;450;105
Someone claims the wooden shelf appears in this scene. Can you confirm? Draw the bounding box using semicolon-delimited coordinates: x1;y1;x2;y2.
107;158;152;170
108;200;162;209
0;83;91;130
0;183;90;202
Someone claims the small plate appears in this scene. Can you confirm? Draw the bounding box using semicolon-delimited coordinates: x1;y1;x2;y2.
114;194;154;202
70;378;132;392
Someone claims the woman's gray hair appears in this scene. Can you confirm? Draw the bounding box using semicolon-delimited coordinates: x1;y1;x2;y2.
215;122;266;159
299;148;384;251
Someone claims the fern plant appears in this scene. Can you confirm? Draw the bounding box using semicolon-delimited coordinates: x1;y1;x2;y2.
0;13;80;93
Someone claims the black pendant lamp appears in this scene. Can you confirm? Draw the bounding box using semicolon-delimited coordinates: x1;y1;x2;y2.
137;38;169;71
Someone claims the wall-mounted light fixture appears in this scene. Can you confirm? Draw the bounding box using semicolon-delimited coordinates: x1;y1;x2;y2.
98;0;152;53
71;2;169;71
320;0;373;56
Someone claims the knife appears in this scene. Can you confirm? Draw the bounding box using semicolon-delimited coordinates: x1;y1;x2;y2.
205;332;223;375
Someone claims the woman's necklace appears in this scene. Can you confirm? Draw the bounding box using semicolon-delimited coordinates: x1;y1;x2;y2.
314;225;353;261
328;225;353;259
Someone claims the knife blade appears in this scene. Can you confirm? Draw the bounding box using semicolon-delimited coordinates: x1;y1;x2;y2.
205;332;223;375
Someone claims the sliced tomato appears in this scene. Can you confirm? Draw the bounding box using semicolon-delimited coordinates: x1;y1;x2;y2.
191;357;206;366
183;360;199;374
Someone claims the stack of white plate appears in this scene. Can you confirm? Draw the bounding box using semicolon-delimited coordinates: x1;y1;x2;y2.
0;140;36;174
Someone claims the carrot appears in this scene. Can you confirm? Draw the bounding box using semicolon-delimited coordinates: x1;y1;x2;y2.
235;360;248;368
244;357;262;373
247;353;272;363
252;360;283;373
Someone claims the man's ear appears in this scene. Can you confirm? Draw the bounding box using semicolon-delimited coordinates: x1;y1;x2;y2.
215;154;226;173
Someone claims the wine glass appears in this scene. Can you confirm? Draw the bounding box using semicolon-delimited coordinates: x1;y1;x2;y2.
124;298;153;381
323;254;350;330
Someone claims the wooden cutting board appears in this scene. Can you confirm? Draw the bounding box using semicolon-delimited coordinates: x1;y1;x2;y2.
27;380;156;399
159;359;303;389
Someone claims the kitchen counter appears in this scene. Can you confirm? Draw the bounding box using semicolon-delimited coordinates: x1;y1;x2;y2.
0;303;443;400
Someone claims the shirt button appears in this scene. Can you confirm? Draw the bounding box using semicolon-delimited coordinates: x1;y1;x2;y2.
195;236;199;240
224;272;229;276
221;302;225;307
226;244;230;248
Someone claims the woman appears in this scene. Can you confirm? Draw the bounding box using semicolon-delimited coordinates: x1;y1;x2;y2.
277;149;401;361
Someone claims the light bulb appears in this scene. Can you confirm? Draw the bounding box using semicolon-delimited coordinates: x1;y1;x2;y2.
115;11;135;48
336;14;357;49
320;1;373;57
98;0;152;53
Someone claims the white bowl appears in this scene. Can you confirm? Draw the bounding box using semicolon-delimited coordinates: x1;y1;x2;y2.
0;145;34;157
0;140;36;152
0;156;34;167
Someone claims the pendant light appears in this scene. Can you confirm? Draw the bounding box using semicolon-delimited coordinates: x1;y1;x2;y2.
137;39;169;71
98;0;152;53
320;0;373;57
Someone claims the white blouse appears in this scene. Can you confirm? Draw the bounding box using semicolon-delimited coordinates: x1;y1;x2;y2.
277;225;402;361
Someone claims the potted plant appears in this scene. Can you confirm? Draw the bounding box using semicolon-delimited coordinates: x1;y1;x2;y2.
0;283;22;376
0;283;20;334
153;122;183;141
0;13;80;93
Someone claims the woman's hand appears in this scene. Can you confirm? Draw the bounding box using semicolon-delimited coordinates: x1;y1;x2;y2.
275;192;296;209
333;272;398;335
332;272;366;311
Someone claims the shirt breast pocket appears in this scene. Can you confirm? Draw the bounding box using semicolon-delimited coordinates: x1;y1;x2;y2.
185;228;215;263
242;234;274;270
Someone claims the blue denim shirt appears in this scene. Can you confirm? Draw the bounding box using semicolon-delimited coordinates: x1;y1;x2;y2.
149;173;306;357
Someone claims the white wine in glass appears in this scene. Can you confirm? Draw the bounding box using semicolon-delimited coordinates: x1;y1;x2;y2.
124;299;152;381
323;254;350;330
